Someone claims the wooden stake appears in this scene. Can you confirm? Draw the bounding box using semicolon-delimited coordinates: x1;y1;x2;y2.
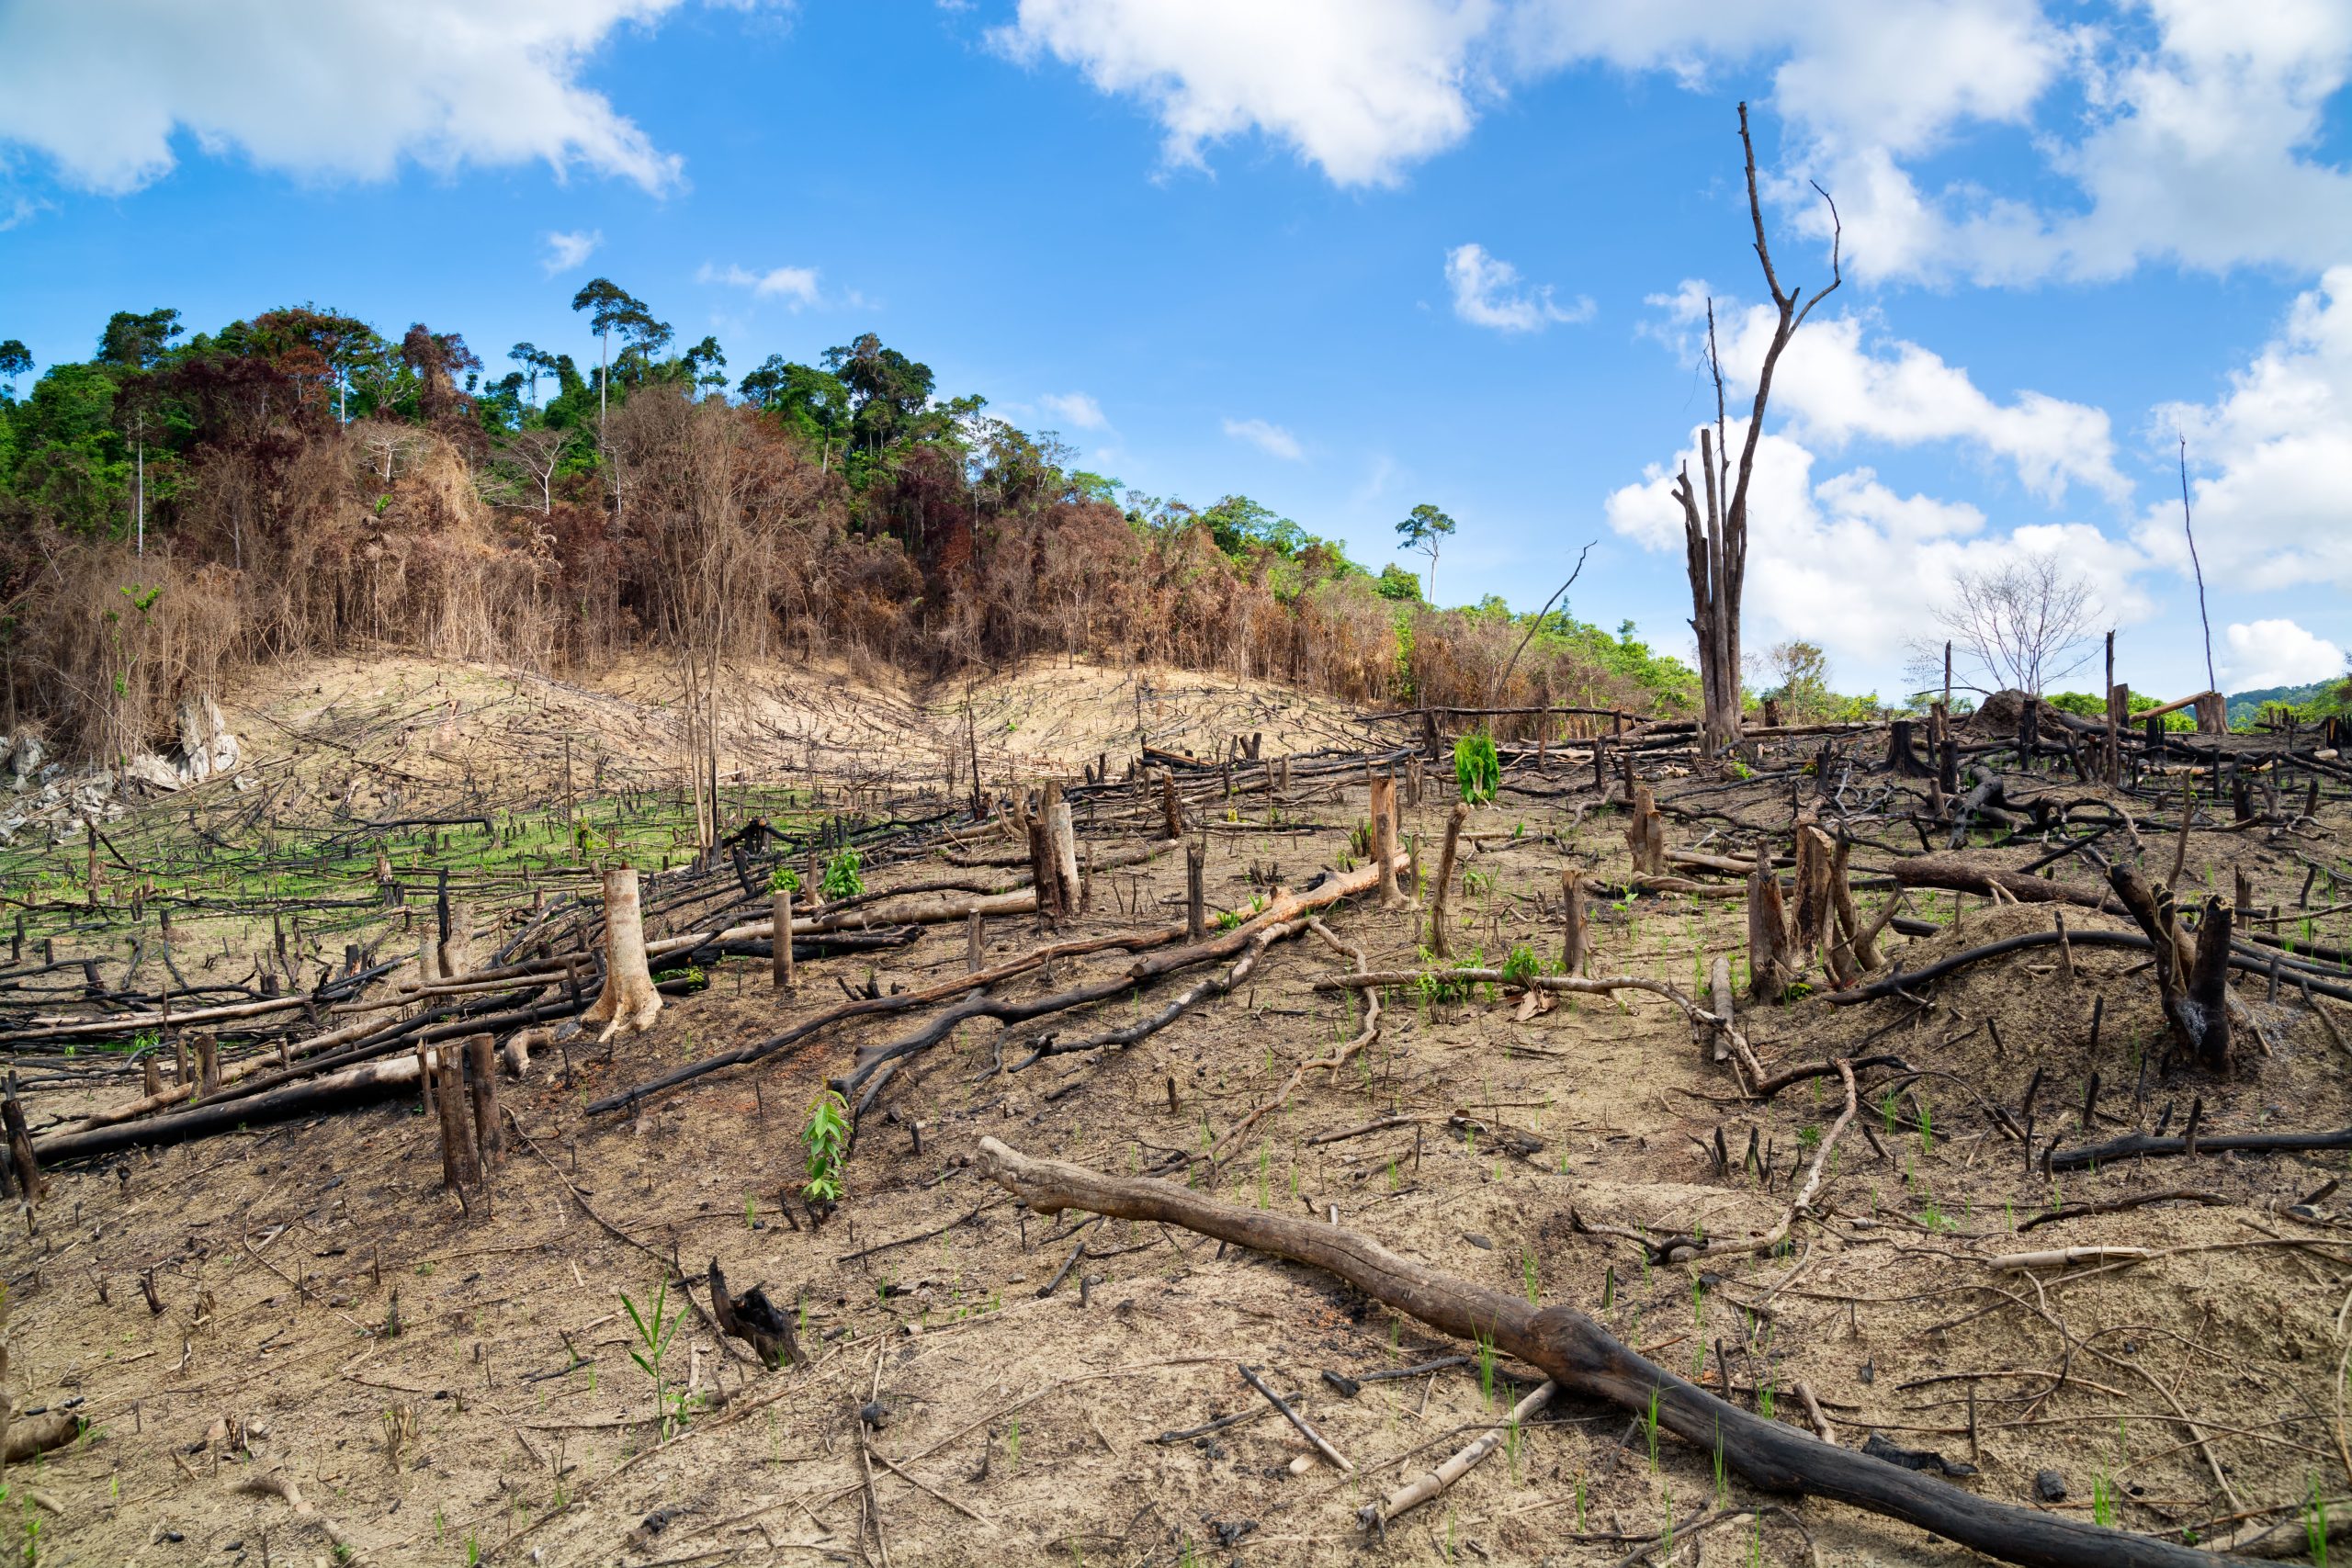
1185;843;1206;942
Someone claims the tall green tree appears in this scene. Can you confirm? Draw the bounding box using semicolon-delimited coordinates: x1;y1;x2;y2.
96;308;183;369
682;335;728;393
0;340;29;397
822;333;935;457
508;342;548;408
569;277;649;441
1396;502;1457;601
740;355;851;471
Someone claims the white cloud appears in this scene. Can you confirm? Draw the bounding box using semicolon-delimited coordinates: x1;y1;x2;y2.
2137;265;2352;589
993;0;1493;186
1039;391;1108;430
696;261;822;309
1605;423;2151;688
541;228;603;274
1444;243;1591;333
1531;0;2352;284
0;0;697;196
2224;619;2346;690
1645;283;2128;504
1000;1;2352;285
1223;416;1305;460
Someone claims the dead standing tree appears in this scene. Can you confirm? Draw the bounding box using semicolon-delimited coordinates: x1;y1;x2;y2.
1672;104;1840;757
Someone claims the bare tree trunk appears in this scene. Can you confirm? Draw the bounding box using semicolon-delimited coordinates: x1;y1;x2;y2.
1668;104;1841;757
1428;802;1469;958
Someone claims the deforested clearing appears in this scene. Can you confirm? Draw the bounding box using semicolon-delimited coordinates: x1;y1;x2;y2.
5;35;2352;1568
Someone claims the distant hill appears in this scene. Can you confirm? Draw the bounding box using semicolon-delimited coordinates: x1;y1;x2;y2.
2227;681;2333;725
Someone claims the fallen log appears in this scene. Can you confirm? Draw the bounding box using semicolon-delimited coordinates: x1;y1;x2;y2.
974;1138;2233;1568
3;1412;82;1462
2046;1125;2352;1173
0;990;311;1046
33;997;584;1162
34;1050;432;1164
1824;929;2352;1009
1891;853;2121;914
584;919;1198;1113
836;855;1408;1106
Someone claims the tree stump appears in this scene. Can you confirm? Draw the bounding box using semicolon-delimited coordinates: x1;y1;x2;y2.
1746;852;1797;1003
581;866;662;1041
1;1079;43;1203
434;1050;481;1191
772;888;795;990
1624;784;1667;876
1559;867;1588;976
464;1034;502;1171
1369;773;1403;908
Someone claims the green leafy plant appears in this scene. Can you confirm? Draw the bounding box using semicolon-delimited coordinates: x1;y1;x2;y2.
768;863;801;894
1454;733;1499;805
821;847;865;899
620;1278;686;1438
803;1089;851;1204
1500;943;1540;990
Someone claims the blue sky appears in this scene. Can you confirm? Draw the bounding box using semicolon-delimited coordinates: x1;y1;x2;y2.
3;0;2348;701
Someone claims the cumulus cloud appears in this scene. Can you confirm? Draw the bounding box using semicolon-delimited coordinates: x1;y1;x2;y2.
1223;416;1305;460
1000;1;2352;284
542;229;603;274
1039;391;1108;430
696;261;822;309
2137;265;2352;589
1605;423;2150;688
1648;282;2129;503
2224;619;2346;690
993;0;1492;186
0;0;701;196
1444;243;1592;333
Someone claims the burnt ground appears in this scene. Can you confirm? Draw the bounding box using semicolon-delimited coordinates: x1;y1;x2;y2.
5;688;2352;1568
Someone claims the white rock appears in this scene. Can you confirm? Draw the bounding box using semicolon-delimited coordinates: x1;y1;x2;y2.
5;733;40;790
124;754;184;792
175;694;240;782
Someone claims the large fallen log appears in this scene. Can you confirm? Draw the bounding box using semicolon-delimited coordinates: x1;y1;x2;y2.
1823;929;2352;1008
1891;853;2121;914
973;1137;2236;1568
33;997;586;1162
34;1050;434;1164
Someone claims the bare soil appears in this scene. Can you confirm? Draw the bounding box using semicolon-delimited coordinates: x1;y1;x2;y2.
6;664;2351;1568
